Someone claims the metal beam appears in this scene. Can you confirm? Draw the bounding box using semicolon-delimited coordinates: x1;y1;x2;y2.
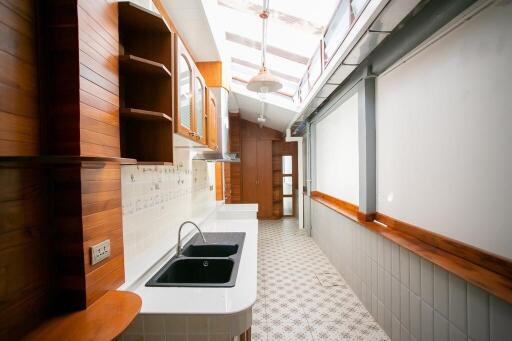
357;73;376;216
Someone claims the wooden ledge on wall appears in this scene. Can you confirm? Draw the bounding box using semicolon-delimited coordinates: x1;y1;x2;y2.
310;190;512;305
24;291;141;341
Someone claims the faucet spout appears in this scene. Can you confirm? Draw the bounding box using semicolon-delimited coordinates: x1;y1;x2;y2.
176;221;207;257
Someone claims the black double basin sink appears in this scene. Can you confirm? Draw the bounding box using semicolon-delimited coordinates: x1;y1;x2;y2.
146;232;245;288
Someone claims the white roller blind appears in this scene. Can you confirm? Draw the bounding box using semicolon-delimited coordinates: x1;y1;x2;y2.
315;92;359;205
375;4;512;259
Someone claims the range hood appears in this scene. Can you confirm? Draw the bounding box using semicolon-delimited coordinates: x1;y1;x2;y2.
193;88;240;162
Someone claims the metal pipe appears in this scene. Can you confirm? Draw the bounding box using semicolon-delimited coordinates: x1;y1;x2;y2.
261;0;270;69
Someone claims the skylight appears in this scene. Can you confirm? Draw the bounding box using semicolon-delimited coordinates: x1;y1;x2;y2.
218;0;341;98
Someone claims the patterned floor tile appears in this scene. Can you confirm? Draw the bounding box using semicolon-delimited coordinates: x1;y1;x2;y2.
252;219;389;341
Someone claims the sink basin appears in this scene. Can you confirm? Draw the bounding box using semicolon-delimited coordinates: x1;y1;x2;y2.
182;244;238;257
152;258;234;285
146;232;245;287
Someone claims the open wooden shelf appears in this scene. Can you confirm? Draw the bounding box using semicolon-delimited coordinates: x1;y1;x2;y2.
0;156;137;166
119;1;174;165
119;1;170;33
121;108;172;122
119;54;171;78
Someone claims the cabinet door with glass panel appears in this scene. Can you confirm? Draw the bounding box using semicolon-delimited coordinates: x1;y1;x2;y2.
193;70;207;145
175;37;196;139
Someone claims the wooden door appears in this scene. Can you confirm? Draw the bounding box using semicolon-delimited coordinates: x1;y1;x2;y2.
257;140;273;218
241;139;258;204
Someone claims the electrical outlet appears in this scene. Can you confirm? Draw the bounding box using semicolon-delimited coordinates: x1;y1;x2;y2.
90;239;111;265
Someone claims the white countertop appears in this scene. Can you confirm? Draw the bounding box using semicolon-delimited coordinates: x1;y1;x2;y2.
120;204;258;315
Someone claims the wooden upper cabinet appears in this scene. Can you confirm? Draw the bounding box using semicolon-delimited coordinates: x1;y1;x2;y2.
174;36;208;145
175;37;195;139
207;89;218;150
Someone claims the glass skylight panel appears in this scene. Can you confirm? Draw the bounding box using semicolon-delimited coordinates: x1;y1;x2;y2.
222;7;317;57
225;41;306;78
266;0;340;29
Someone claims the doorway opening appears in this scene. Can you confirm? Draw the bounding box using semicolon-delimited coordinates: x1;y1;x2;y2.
282;155;294;216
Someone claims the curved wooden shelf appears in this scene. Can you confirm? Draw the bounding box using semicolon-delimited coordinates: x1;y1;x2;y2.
25;291;141;341
310;191;512;305
119;54;171;78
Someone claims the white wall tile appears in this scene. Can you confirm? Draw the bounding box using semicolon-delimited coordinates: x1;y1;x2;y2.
400;247;410;288
392;276;401;318
392;315;401;341
384;270;392;308
420;259;434;306
490;295;512;341
421;302;434;341
392;243;400;279
467;284;489;341
121;150;216;283
401;284;410;330
378;266;385;302
384;238;392;272
434;311;449;341
434;266;449;318
409;253;421;296
449;273;467;333
410;293;421;340
449;324;467;341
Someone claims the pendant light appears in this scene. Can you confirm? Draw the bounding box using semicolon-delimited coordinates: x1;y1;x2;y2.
246;0;283;94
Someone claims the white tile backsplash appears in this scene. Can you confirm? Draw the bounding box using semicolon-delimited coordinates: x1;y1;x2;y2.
121;149;217;284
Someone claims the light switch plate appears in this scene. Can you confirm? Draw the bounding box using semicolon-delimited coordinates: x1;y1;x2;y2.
90;239;111;265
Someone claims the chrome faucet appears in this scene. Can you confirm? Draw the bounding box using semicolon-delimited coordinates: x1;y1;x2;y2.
176;221;207;257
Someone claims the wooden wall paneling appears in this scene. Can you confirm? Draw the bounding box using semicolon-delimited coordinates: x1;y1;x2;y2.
215;162;223;201
0;166;52;339
78;0;120;158
227;113;241;203
241;138;258;204
0;0;39;156
38;0;81;156
0;1;55;338
257;140;274;219
241;119;282;141
224;162;232;202
2;0;126;337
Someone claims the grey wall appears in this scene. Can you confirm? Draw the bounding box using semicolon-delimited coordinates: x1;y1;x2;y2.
311;200;512;341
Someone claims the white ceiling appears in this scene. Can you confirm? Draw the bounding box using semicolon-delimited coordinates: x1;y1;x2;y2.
162;0;221;60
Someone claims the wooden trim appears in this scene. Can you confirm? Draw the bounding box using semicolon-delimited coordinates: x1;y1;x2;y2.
310;190;512;304
25;291;141;341
311;190;359;221
375;213;512;280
